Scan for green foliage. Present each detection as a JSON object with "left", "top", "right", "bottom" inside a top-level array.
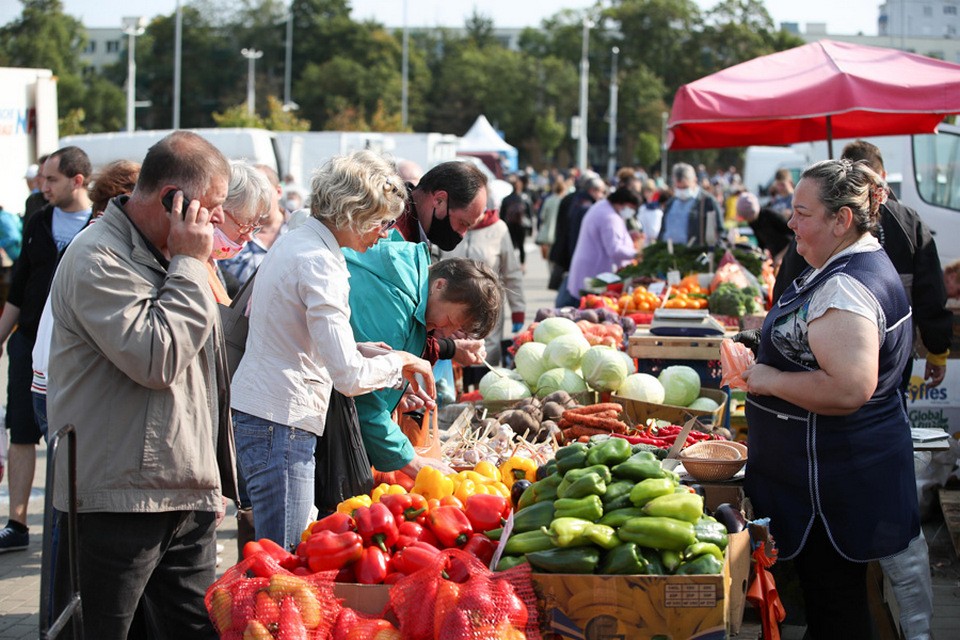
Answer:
[{"left": 212, "top": 103, "right": 265, "bottom": 128}]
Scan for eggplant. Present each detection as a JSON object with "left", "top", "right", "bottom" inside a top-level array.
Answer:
[
  {"left": 511, "top": 479, "right": 533, "bottom": 508},
  {"left": 714, "top": 502, "right": 747, "bottom": 534}
]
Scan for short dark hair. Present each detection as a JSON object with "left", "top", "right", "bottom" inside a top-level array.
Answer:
[
  {"left": 608, "top": 188, "right": 641, "bottom": 206},
  {"left": 428, "top": 258, "right": 503, "bottom": 339},
  {"left": 841, "top": 140, "right": 885, "bottom": 175},
  {"left": 136, "top": 131, "right": 230, "bottom": 200},
  {"left": 416, "top": 161, "right": 488, "bottom": 210},
  {"left": 49, "top": 146, "right": 92, "bottom": 186}
]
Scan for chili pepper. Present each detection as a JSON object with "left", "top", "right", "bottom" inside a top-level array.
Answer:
[
  {"left": 337, "top": 494, "right": 373, "bottom": 516},
  {"left": 511, "top": 500, "right": 556, "bottom": 533},
  {"left": 629, "top": 477, "right": 678, "bottom": 507},
  {"left": 554, "top": 494, "right": 604, "bottom": 522},
  {"left": 502, "top": 529, "right": 555, "bottom": 555},
  {"left": 597, "top": 507, "right": 646, "bottom": 527},
  {"left": 585, "top": 437, "right": 633, "bottom": 467},
  {"left": 412, "top": 466, "right": 454, "bottom": 501},
  {"left": 305, "top": 511, "right": 356, "bottom": 539},
  {"left": 462, "top": 532, "right": 498, "bottom": 565},
  {"left": 354, "top": 503, "right": 400, "bottom": 552},
  {"left": 428, "top": 505, "right": 473, "bottom": 547},
  {"left": 390, "top": 540, "right": 442, "bottom": 575},
  {"left": 555, "top": 447, "right": 588, "bottom": 474},
  {"left": 600, "top": 542, "right": 650, "bottom": 575},
  {"left": 694, "top": 516, "right": 729, "bottom": 550},
  {"left": 660, "top": 549, "right": 681, "bottom": 573},
  {"left": 499, "top": 455, "right": 537, "bottom": 488},
  {"left": 557, "top": 471, "right": 606, "bottom": 499},
  {"left": 526, "top": 546, "right": 601, "bottom": 573},
  {"left": 379, "top": 493, "right": 429, "bottom": 525},
  {"left": 541, "top": 517, "right": 592, "bottom": 547},
  {"left": 617, "top": 516, "right": 698, "bottom": 552},
  {"left": 304, "top": 530, "right": 363, "bottom": 572},
  {"left": 495, "top": 555, "right": 528, "bottom": 571},
  {"left": 563, "top": 464, "right": 613, "bottom": 484},
  {"left": 473, "top": 460, "right": 501, "bottom": 481},
  {"left": 371, "top": 483, "right": 407, "bottom": 503},
  {"left": 516, "top": 473, "right": 561, "bottom": 510},
  {"left": 355, "top": 545, "right": 390, "bottom": 584},
  {"left": 675, "top": 553, "right": 724, "bottom": 575},
  {"left": 584, "top": 523, "right": 620, "bottom": 550},
  {"left": 682, "top": 541, "right": 725, "bottom": 564},
  {"left": 395, "top": 520, "right": 439, "bottom": 549},
  {"left": 641, "top": 492, "right": 705, "bottom": 524},
  {"left": 611, "top": 451, "right": 670, "bottom": 481},
  {"left": 601, "top": 479, "right": 635, "bottom": 512},
  {"left": 464, "top": 494, "right": 510, "bottom": 532}
]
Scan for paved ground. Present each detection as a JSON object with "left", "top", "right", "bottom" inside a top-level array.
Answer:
[{"left": 1, "top": 239, "right": 958, "bottom": 638}]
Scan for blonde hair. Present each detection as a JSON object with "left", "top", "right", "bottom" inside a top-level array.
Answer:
[{"left": 310, "top": 151, "right": 407, "bottom": 231}]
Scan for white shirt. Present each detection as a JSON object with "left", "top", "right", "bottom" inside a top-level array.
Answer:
[{"left": 230, "top": 217, "right": 404, "bottom": 435}]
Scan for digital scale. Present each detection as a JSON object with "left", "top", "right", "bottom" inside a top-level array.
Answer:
[{"left": 649, "top": 308, "right": 727, "bottom": 337}]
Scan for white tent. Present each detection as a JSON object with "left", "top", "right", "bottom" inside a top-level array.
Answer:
[{"left": 459, "top": 114, "right": 517, "bottom": 154}]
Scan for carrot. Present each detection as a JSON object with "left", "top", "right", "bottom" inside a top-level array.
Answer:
[
  {"left": 562, "top": 412, "right": 629, "bottom": 434},
  {"left": 563, "top": 403, "right": 624, "bottom": 416},
  {"left": 562, "top": 425, "right": 610, "bottom": 440}
]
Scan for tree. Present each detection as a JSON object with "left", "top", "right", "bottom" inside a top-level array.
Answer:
[
  {"left": 212, "top": 103, "right": 265, "bottom": 128},
  {"left": 262, "top": 96, "right": 310, "bottom": 131}
]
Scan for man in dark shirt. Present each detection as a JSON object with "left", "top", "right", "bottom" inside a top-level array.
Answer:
[{"left": 736, "top": 191, "right": 793, "bottom": 268}]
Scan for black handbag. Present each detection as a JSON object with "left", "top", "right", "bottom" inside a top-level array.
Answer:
[
  {"left": 218, "top": 271, "right": 256, "bottom": 380},
  {"left": 314, "top": 389, "right": 374, "bottom": 516}
]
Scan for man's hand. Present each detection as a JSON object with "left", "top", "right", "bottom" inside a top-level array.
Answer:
[
  {"left": 397, "top": 385, "right": 436, "bottom": 413},
  {"left": 166, "top": 191, "right": 215, "bottom": 261},
  {"left": 400, "top": 454, "right": 454, "bottom": 479},
  {"left": 397, "top": 352, "right": 436, "bottom": 401},
  {"left": 925, "top": 362, "right": 946, "bottom": 388},
  {"left": 452, "top": 339, "right": 486, "bottom": 366}
]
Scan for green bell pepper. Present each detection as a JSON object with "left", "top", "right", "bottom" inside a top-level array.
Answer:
[
  {"left": 512, "top": 500, "right": 556, "bottom": 533},
  {"left": 526, "top": 546, "right": 601, "bottom": 574},
  {"left": 641, "top": 492, "right": 705, "bottom": 524},
  {"left": 683, "top": 542, "right": 725, "bottom": 564},
  {"left": 585, "top": 437, "right": 632, "bottom": 467},
  {"left": 503, "top": 529, "right": 555, "bottom": 555},
  {"left": 485, "top": 527, "right": 503, "bottom": 540},
  {"left": 612, "top": 452, "right": 670, "bottom": 481},
  {"left": 597, "top": 507, "right": 646, "bottom": 527},
  {"left": 516, "top": 473, "right": 561, "bottom": 510},
  {"left": 675, "top": 553, "right": 724, "bottom": 575},
  {"left": 660, "top": 549, "right": 681, "bottom": 573},
  {"left": 601, "top": 480, "right": 635, "bottom": 512},
  {"left": 584, "top": 524, "right": 620, "bottom": 550},
  {"left": 694, "top": 517, "right": 729, "bottom": 550},
  {"left": 536, "top": 459, "right": 558, "bottom": 479},
  {"left": 557, "top": 471, "right": 606, "bottom": 499},
  {"left": 563, "top": 464, "right": 613, "bottom": 484},
  {"left": 495, "top": 555, "right": 528, "bottom": 571},
  {"left": 631, "top": 443, "right": 668, "bottom": 459},
  {"left": 541, "top": 517, "right": 593, "bottom": 547},
  {"left": 617, "top": 516, "right": 697, "bottom": 552},
  {"left": 629, "top": 477, "right": 677, "bottom": 507},
  {"left": 640, "top": 547, "right": 666, "bottom": 575},
  {"left": 553, "top": 495, "right": 604, "bottom": 522},
  {"left": 600, "top": 542, "right": 649, "bottom": 575},
  {"left": 555, "top": 444, "right": 589, "bottom": 474}
]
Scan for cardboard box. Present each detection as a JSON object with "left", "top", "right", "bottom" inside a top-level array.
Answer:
[
  {"left": 614, "top": 388, "right": 728, "bottom": 428},
  {"left": 333, "top": 583, "right": 395, "bottom": 623},
  {"left": 905, "top": 360, "right": 960, "bottom": 435},
  {"left": 531, "top": 530, "right": 751, "bottom": 639}
]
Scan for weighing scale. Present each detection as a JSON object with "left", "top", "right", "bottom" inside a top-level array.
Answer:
[{"left": 649, "top": 308, "right": 726, "bottom": 337}]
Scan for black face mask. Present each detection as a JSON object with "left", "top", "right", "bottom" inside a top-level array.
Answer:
[{"left": 426, "top": 206, "right": 464, "bottom": 251}]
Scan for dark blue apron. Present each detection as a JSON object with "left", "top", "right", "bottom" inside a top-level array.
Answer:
[{"left": 744, "top": 248, "right": 919, "bottom": 561}]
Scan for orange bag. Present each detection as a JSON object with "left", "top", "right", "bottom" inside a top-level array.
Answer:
[{"left": 720, "top": 338, "right": 755, "bottom": 390}]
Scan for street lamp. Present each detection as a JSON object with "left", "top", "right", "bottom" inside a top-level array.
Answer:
[
  {"left": 607, "top": 46, "right": 619, "bottom": 182},
  {"left": 577, "top": 18, "right": 592, "bottom": 172},
  {"left": 401, "top": 0, "right": 409, "bottom": 129},
  {"left": 283, "top": 6, "right": 296, "bottom": 111},
  {"left": 173, "top": 1, "right": 182, "bottom": 128},
  {"left": 122, "top": 16, "right": 147, "bottom": 132},
  {"left": 241, "top": 48, "right": 263, "bottom": 118}
]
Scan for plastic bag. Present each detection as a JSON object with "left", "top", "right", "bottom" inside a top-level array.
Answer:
[
  {"left": 314, "top": 389, "right": 374, "bottom": 516},
  {"left": 720, "top": 338, "right": 755, "bottom": 390},
  {"left": 205, "top": 553, "right": 340, "bottom": 640}
]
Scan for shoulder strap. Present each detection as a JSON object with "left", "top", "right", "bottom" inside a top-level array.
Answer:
[{"left": 230, "top": 268, "right": 258, "bottom": 312}]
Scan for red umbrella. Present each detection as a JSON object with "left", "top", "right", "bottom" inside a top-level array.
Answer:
[{"left": 668, "top": 39, "right": 960, "bottom": 156}]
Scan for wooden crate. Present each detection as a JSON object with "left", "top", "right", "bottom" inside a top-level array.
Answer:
[
  {"left": 628, "top": 330, "right": 735, "bottom": 361},
  {"left": 939, "top": 489, "right": 960, "bottom": 557}
]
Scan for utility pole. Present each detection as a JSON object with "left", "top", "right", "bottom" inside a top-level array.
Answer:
[
  {"left": 607, "top": 47, "right": 619, "bottom": 182},
  {"left": 241, "top": 48, "right": 263, "bottom": 118},
  {"left": 577, "top": 18, "right": 592, "bottom": 172}
]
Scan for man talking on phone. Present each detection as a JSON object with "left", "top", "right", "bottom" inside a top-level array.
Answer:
[{"left": 46, "top": 131, "right": 236, "bottom": 639}]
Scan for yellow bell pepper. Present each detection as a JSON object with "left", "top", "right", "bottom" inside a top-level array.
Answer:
[
  {"left": 371, "top": 483, "right": 407, "bottom": 503},
  {"left": 454, "top": 478, "right": 478, "bottom": 503},
  {"left": 499, "top": 456, "right": 537, "bottom": 488},
  {"left": 490, "top": 481, "right": 512, "bottom": 499},
  {"left": 473, "top": 460, "right": 501, "bottom": 481},
  {"left": 336, "top": 494, "right": 372, "bottom": 516},
  {"left": 461, "top": 470, "right": 493, "bottom": 485},
  {"left": 412, "top": 466, "right": 454, "bottom": 501}
]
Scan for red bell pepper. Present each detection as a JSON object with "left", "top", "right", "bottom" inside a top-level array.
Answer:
[
  {"left": 462, "top": 533, "right": 498, "bottom": 566},
  {"left": 355, "top": 503, "right": 400, "bottom": 552},
  {"left": 395, "top": 520, "right": 439, "bottom": 549},
  {"left": 433, "top": 579, "right": 464, "bottom": 638},
  {"left": 334, "top": 564, "right": 356, "bottom": 583},
  {"left": 304, "top": 530, "right": 363, "bottom": 572},
  {"left": 308, "top": 511, "right": 355, "bottom": 535},
  {"left": 355, "top": 545, "right": 390, "bottom": 584},
  {"left": 427, "top": 505, "right": 473, "bottom": 548},
  {"left": 391, "top": 541, "right": 442, "bottom": 575},
  {"left": 379, "top": 493, "right": 428, "bottom": 525},
  {"left": 493, "top": 578, "right": 529, "bottom": 630},
  {"left": 463, "top": 494, "right": 510, "bottom": 532}
]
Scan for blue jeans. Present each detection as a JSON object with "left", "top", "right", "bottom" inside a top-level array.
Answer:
[
  {"left": 232, "top": 410, "right": 316, "bottom": 550},
  {"left": 32, "top": 391, "right": 48, "bottom": 440}
]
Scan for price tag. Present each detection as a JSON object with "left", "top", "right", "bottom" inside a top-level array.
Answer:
[
  {"left": 489, "top": 510, "right": 515, "bottom": 571},
  {"left": 667, "top": 270, "right": 681, "bottom": 285}
]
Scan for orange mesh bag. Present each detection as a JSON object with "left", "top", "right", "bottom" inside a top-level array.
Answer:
[
  {"left": 205, "top": 552, "right": 341, "bottom": 639},
  {"left": 388, "top": 548, "right": 540, "bottom": 640},
  {"left": 720, "top": 338, "right": 755, "bottom": 390},
  {"left": 332, "top": 607, "right": 402, "bottom": 640}
]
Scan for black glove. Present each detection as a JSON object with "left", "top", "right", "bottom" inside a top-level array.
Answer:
[{"left": 732, "top": 329, "right": 761, "bottom": 357}]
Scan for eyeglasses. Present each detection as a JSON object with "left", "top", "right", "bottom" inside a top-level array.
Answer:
[
  {"left": 225, "top": 209, "right": 262, "bottom": 235},
  {"left": 372, "top": 217, "right": 398, "bottom": 234}
]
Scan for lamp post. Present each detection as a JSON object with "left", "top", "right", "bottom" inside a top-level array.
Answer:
[
  {"left": 122, "top": 16, "right": 147, "bottom": 132},
  {"left": 241, "top": 48, "right": 263, "bottom": 118},
  {"left": 577, "top": 18, "right": 592, "bottom": 172},
  {"left": 660, "top": 111, "right": 669, "bottom": 183},
  {"left": 607, "top": 46, "right": 619, "bottom": 182},
  {"left": 283, "top": 6, "right": 295, "bottom": 110},
  {"left": 173, "top": 1, "right": 182, "bottom": 128},
  {"left": 401, "top": 0, "right": 409, "bottom": 129}
]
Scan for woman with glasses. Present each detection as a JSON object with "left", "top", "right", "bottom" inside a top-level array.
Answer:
[{"left": 230, "top": 151, "right": 437, "bottom": 550}]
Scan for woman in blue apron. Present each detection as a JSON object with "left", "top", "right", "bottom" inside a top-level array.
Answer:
[{"left": 742, "top": 159, "right": 919, "bottom": 638}]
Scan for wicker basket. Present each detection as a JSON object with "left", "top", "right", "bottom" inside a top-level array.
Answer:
[{"left": 679, "top": 440, "right": 747, "bottom": 482}]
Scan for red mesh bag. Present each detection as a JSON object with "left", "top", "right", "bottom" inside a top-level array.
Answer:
[
  {"left": 720, "top": 338, "right": 754, "bottom": 390},
  {"left": 331, "top": 607, "right": 402, "bottom": 640},
  {"left": 205, "top": 552, "right": 341, "bottom": 639},
  {"left": 388, "top": 548, "right": 540, "bottom": 640}
]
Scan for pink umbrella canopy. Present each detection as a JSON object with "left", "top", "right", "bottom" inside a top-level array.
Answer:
[{"left": 668, "top": 39, "right": 960, "bottom": 152}]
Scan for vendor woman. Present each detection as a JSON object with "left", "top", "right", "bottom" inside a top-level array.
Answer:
[{"left": 742, "top": 158, "right": 919, "bottom": 638}]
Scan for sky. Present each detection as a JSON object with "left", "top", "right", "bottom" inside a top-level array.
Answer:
[{"left": 0, "top": 0, "right": 881, "bottom": 35}]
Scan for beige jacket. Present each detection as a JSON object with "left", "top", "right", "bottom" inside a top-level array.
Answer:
[{"left": 48, "top": 199, "right": 232, "bottom": 513}]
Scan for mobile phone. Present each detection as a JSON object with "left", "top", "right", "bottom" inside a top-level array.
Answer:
[{"left": 161, "top": 189, "right": 184, "bottom": 218}]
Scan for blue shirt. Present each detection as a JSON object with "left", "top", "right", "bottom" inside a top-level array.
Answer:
[
  {"left": 661, "top": 197, "right": 696, "bottom": 244},
  {"left": 52, "top": 207, "right": 92, "bottom": 251},
  {"left": 0, "top": 210, "right": 23, "bottom": 261}
]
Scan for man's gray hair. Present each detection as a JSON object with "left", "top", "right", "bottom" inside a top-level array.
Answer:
[{"left": 672, "top": 162, "right": 696, "bottom": 185}]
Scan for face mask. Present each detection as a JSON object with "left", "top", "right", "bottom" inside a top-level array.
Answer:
[
  {"left": 675, "top": 188, "right": 694, "bottom": 201},
  {"left": 620, "top": 206, "right": 637, "bottom": 220},
  {"left": 427, "top": 207, "right": 464, "bottom": 251},
  {"left": 210, "top": 227, "right": 244, "bottom": 260}
]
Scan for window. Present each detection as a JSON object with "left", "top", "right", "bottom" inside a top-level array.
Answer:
[
  {"left": 106, "top": 40, "right": 120, "bottom": 53},
  {"left": 912, "top": 130, "right": 960, "bottom": 213},
  {"left": 945, "top": 5, "right": 958, "bottom": 15},
  {"left": 84, "top": 41, "right": 96, "bottom": 54}
]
